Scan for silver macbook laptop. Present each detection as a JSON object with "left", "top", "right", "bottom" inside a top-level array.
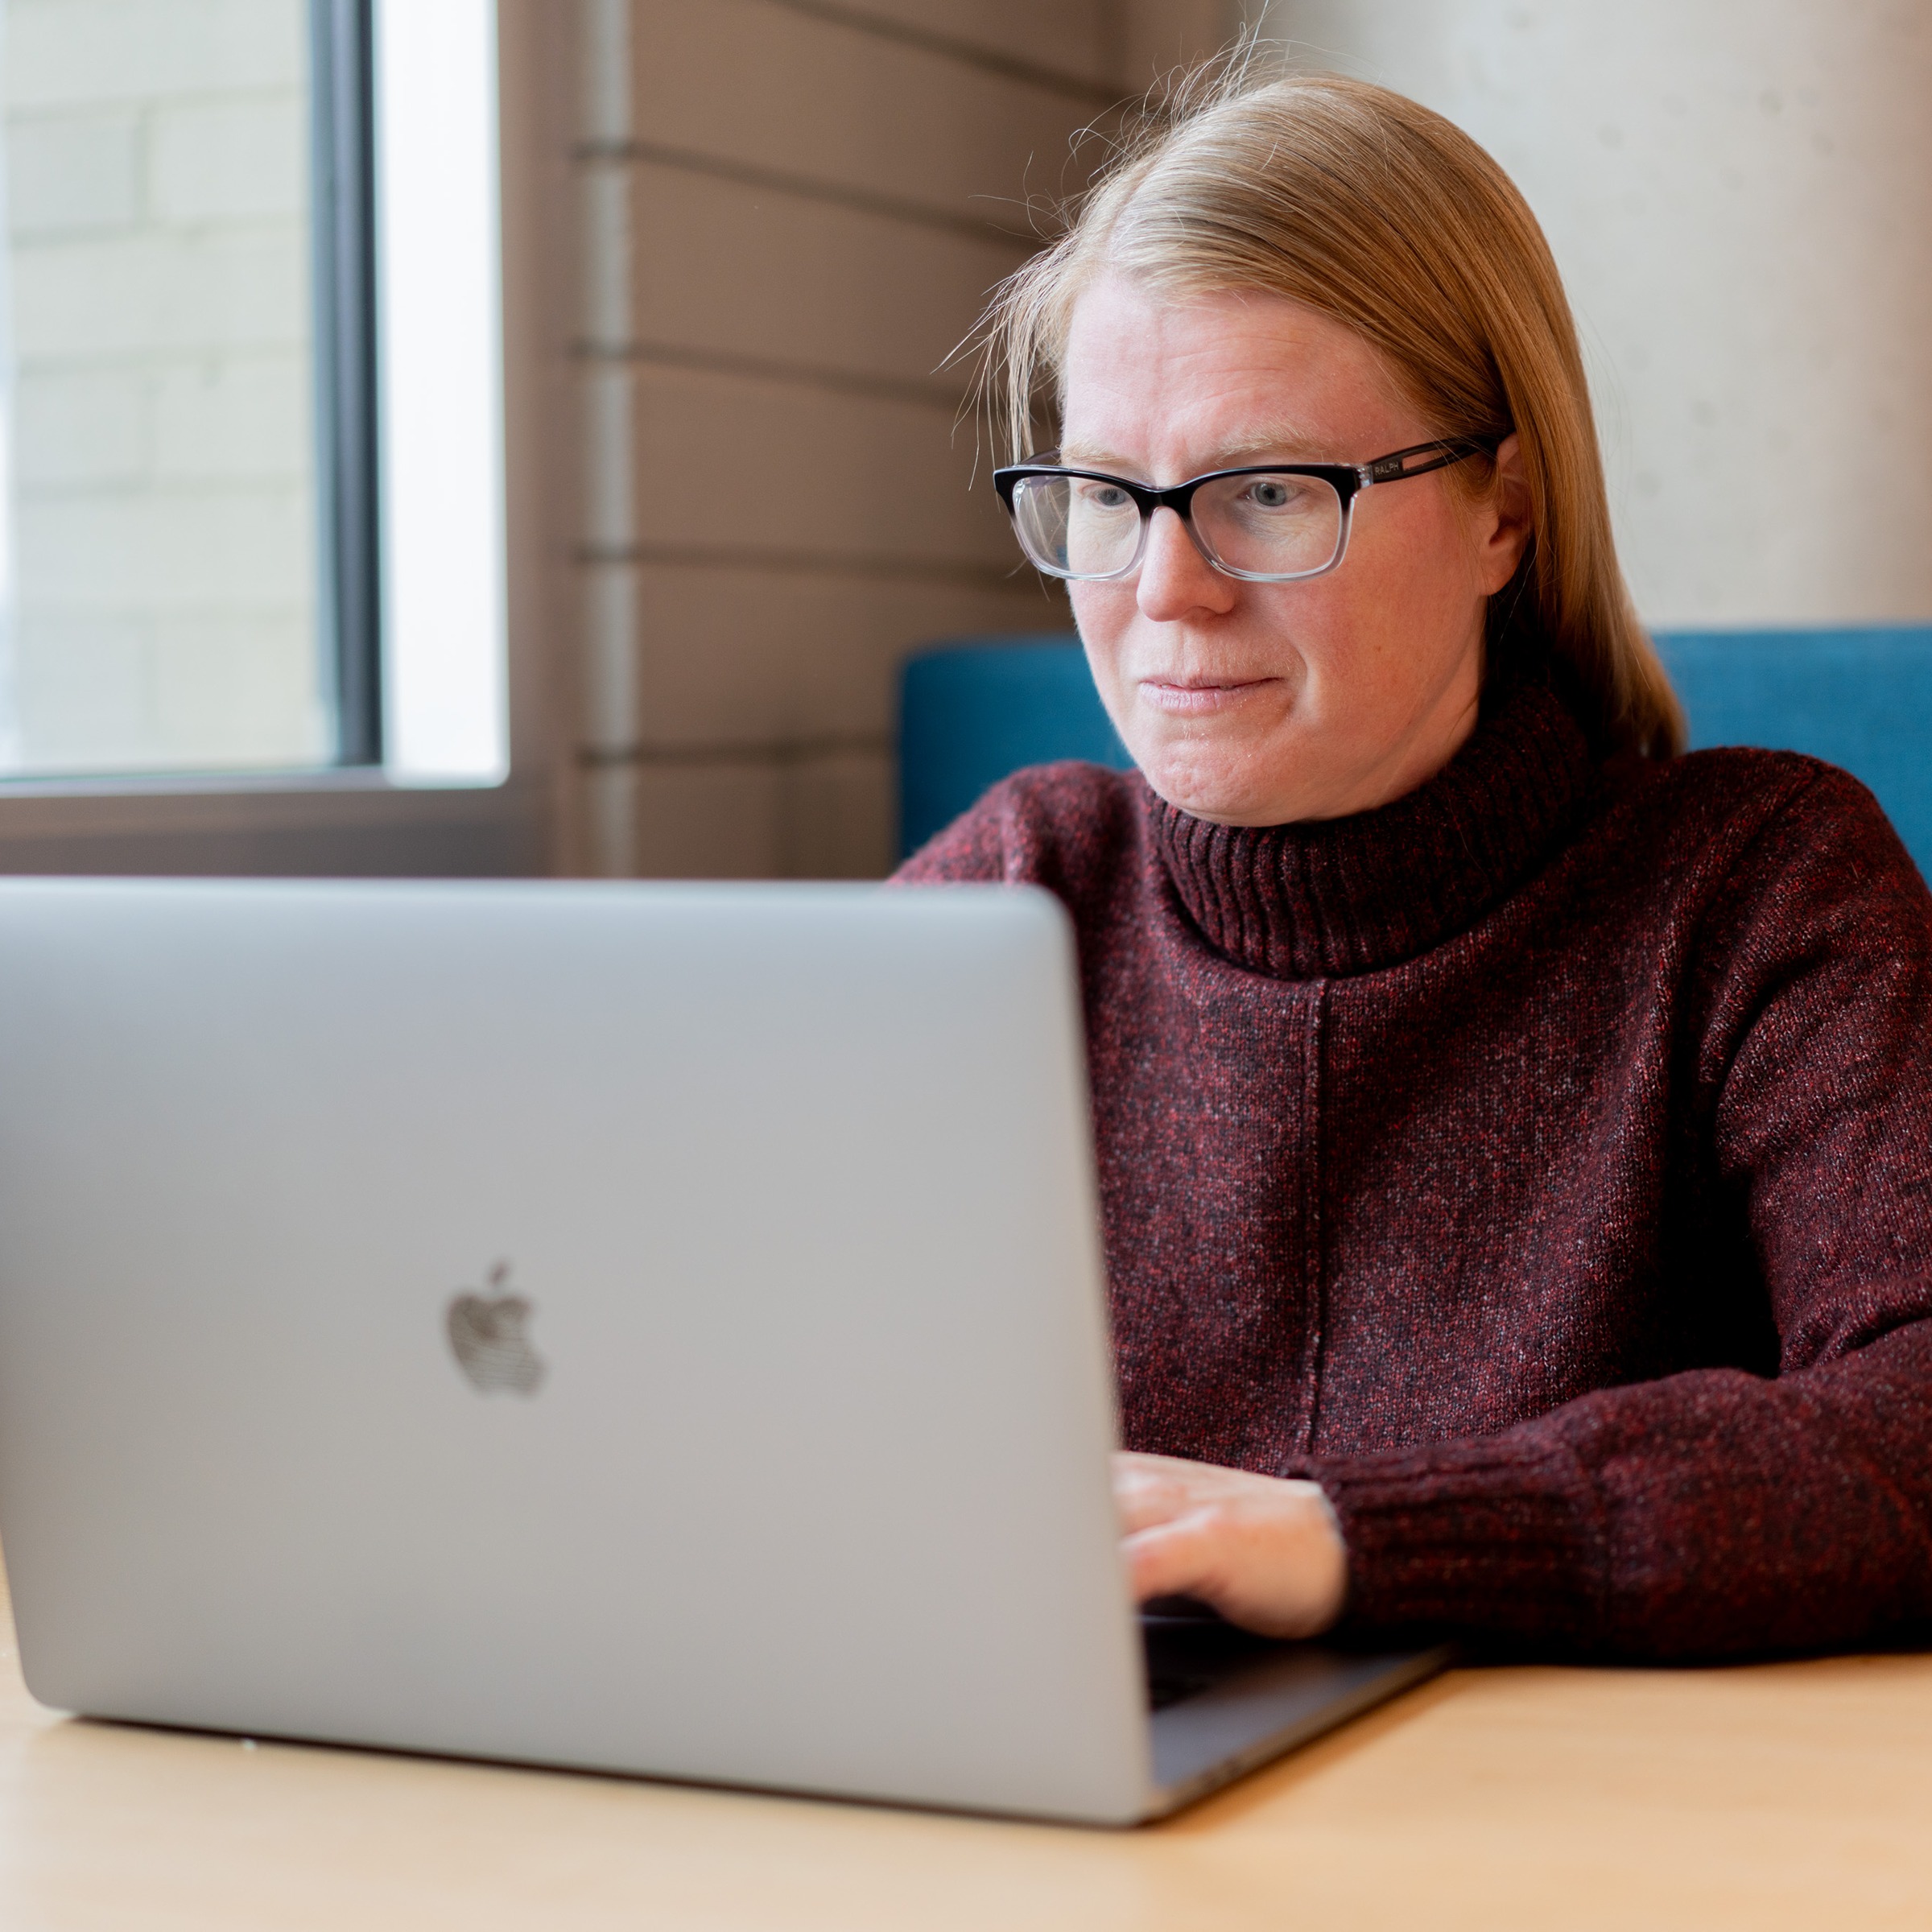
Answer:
[{"left": 0, "top": 878, "right": 1447, "bottom": 1826}]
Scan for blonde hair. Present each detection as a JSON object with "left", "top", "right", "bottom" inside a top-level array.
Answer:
[{"left": 981, "top": 65, "right": 1684, "bottom": 758}]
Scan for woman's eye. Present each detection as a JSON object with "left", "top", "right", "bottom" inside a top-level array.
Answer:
[
  {"left": 1078, "top": 483, "right": 1133, "bottom": 512},
  {"left": 1247, "top": 479, "right": 1299, "bottom": 510}
]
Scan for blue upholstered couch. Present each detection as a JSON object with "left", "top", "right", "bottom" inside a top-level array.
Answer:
[{"left": 898, "top": 629, "right": 1932, "bottom": 881}]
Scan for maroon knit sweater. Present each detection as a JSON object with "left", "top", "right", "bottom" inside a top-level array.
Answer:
[{"left": 894, "top": 678, "right": 1932, "bottom": 1659}]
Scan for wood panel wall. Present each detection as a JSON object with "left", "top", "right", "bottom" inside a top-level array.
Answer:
[{"left": 555, "top": 0, "right": 1236, "bottom": 878}]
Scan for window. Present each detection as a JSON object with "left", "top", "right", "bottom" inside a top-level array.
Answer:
[
  {"left": 0, "top": 0, "right": 506, "bottom": 787},
  {"left": 371, "top": 0, "right": 506, "bottom": 785}
]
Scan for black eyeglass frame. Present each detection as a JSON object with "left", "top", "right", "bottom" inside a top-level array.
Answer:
[{"left": 992, "top": 437, "right": 1494, "bottom": 584}]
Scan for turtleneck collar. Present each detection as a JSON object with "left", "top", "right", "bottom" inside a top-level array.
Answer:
[{"left": 1147, "top": 678, "right": 1595, "bottom": 979}]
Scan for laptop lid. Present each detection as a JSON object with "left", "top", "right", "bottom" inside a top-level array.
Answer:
[{"left": 0, "top": 879, "right": 1154, "bottom": 1823}]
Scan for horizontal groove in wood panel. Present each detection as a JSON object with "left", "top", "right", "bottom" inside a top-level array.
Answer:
[
  {"left": 605, "top": 562, "right": 1065, "bottom": 745},
  {"left": 812, "top": 0, "right": 1121, "bottom": 89},
  {"left": 574, "top": 138, "right": 1048, "bottom": 249},
  {"left": 620, "top": 755, "right": 896, "bottom": 882},
  {"left": 630, "top": 0, "right": 1107, "bottom": 239},
  {"left": 625, "top": 364, "right": 1011, "bottom": 567},
  {"left": 579, "top": 733, "right": 890, "bottom": 770},
  {"left": 575, "top": 340, "right": 966, "bottom": 413},
  {"left": 758, "top": 0, "right": 1121, "bottom": 105},
  {"left": 577, "top": 541, "right": 1026, "bottom": 590},
  {"left": 601, "top": 165, "right": 1023, "bottom": 398}
]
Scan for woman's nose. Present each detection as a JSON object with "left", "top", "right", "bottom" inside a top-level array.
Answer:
[{"left": 1136, "top": 506, "right": 1236, "bottom": 622}]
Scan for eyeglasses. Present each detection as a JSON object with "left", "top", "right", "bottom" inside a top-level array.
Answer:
[{"left": 993, "top": 439, "right": 1491, "bottom": 584}]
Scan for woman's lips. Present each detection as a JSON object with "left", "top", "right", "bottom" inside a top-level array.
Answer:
[{"left": 1137, "top": 677, "right": 1275, "bottom": 716}]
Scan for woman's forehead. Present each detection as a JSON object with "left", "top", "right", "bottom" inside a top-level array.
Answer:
[{"left": 1060, "top": 275, "right": 1416, "bottom": 464}]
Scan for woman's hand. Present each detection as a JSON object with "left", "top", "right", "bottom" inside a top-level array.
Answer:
[{"left": 1113, "top": 1451, "right": 1349, "bottom": 1639}]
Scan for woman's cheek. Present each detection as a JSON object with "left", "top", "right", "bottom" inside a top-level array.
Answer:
[
  {"left": 1069, "top": 582, "right": 1127, "bottom": 652},
  {"left": 1071, "top": 592, "right": 1137, "bottom": 718}
]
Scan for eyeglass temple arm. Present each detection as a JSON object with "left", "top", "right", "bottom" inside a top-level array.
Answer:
[{"left": 1363, "top": 438, "right": 1495, "bottom": 485}]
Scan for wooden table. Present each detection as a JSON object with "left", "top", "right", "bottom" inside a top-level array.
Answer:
[{"left": 2, "top": 1564, "right": 1929, "bottom": 1932}]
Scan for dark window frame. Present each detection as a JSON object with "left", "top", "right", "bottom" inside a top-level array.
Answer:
[{"left": 310, "top": 0, "right": 384, "bottom": 768}]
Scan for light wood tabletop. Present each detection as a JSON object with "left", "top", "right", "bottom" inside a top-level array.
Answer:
[{"left": 1, "top": 1558, "right": 1929, "bottom": 1932}]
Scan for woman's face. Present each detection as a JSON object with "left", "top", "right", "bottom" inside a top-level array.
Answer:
[{"left": 1059, "top": 276, "right": 1530, "bottom": 825}]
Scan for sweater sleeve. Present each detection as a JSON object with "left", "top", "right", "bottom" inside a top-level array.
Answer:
[{"left": 1306, "top": 766, "right": 1932, "bottom": 1658}]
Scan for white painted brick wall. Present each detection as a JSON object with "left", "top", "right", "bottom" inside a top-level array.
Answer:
[
  {"left": 6, "top": 109, "right": 138, "bottom": 230},
  {"left": 2, "top": 0, "right": 325, "bottom": 772},
  {"left": 5, "top": 0, "right": 301, "bottom": 109},
  {"left": 151, "top": 97, "right": 306, "bottom": 223}
]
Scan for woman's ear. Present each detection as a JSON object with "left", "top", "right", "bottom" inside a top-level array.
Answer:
[{"left": 1475, "top": 433, "right": 1532, "bottom": 596}]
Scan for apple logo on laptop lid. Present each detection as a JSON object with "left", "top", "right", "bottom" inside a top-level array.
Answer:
[{"left": 446, "top": 1262, "right": 546, "bottom": 1395}]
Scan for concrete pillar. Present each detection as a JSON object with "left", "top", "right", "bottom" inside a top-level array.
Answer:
[{"left": 1255, "top": 2, "right": 1932, "bottom": 627}]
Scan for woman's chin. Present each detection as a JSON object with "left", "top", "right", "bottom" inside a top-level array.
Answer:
[{"left": 1134, "top": 752, "right": 1290, "bottom": 828}]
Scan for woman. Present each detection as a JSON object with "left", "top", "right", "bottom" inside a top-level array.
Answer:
[{"left": 897, "top": 71, "right": 1932, "bottom": 1657}]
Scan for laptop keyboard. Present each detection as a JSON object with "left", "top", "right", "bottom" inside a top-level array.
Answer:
[
  {"left": 1146, "top": 1669, "right": 1220, "bottom": 1711},
  {"left": 1141, "top": 1612, "right": 1280, "bottom": 1711}
]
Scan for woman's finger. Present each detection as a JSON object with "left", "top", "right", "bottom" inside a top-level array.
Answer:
[
  {"left": 1114, "top": 1450, "right": 1222, "bottom": 1487},
  {"left": 1122, "top": 1513, "right": 1223, "bottom": 1604},
  {"left": 1114, "top": 1461, "right": 1352, "bottom": 1637},
  {"left": 1111, "top": 1460, "right": 1202, "bottom": 1534}
]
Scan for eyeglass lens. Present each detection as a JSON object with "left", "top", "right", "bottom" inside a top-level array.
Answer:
[{"left": 1009, "top": 472, "right": 1347, "bottom": 581}]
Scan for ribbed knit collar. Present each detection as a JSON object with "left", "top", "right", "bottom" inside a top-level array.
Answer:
[{"left": 1149, "top": 678, "right": 1595, "bottom": 979}]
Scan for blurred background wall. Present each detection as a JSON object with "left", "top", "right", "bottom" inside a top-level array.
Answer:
[{"left": 553, "top": 0, "right": 1235, "bottom": 881}]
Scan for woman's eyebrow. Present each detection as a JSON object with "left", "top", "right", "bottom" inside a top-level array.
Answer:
[
  {"left": 1206, "top": 424, "right": 1330, "bottom": 463},
  {"left": 1055, "top": 426, "right": 1332, "bottom": 472}
]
